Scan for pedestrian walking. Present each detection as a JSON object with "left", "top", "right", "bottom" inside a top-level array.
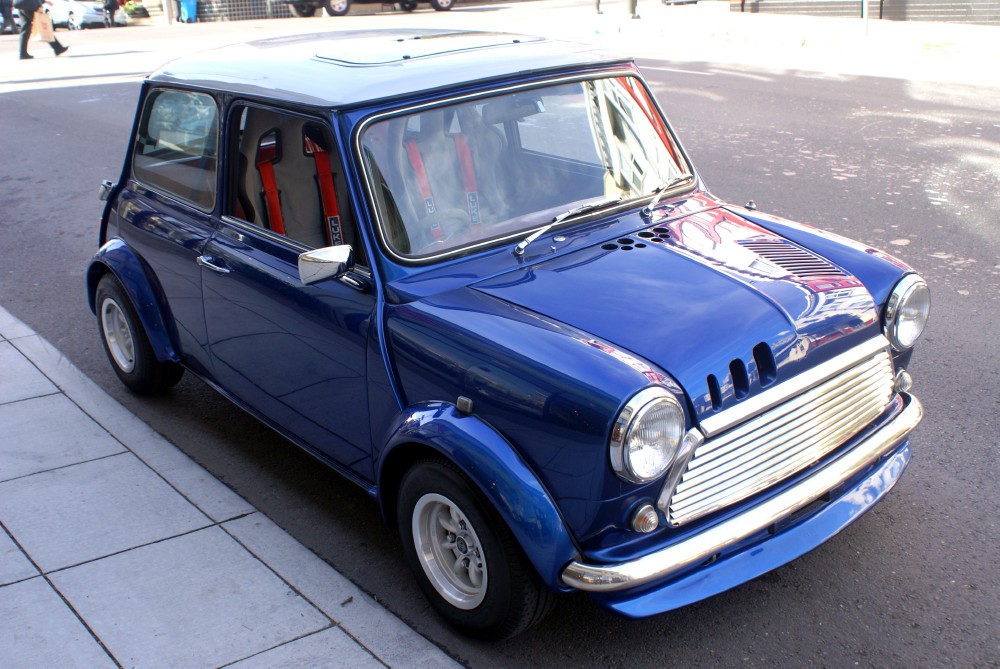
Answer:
[
  {"left": 13, "top": 0, "right": 68, "bottom": 60},
  {"left": 1, "top": 0, "right": 15, "bottom": 34},
  {"left": 103, "top": 0, "right": 117, "bottom": 26}
]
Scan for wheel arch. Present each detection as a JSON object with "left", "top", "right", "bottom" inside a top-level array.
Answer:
[
  {"left": 377, "top": 402, "right": 580, "bottom": 590},
  {"left": 87, "top": 239, "right": 179, "bottom": 364}
]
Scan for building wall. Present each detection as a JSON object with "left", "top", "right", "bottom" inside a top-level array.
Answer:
[{"left": 733, "top": 0, "right": 1000, "bottom": 25}]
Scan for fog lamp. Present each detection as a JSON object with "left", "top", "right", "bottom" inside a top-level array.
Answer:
[
  {"left": 631, "top": 504, "right": 660, "bottom": 533},
  {"left": 895, "top": 368, "right": 913, "bottom": 393}
]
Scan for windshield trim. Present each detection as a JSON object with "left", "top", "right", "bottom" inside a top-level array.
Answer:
[{"left": 353, "top": 69, "right": 696, "bottom": 267}]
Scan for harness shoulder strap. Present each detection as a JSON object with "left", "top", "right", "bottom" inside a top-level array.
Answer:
[
  {"left": 255, "top": 130, "right": 285, "bottom": 235},
  {"left": 304, "top": 129, "right": 343, "bottom": 246},
  {"left": 452, "top": 133, "right": 481, "bottom": 226}
]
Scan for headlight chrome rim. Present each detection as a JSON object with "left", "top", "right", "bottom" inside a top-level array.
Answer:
[
  {"left": 610, "top": 387, "right": 685, "bottom": 484},
  {"left": 884, "top": 274, "right": 930, "bottom": 351}
]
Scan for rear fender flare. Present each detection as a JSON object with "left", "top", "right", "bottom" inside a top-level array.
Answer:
[
  {"left": 86, "top": 239, "right": 179, "bottom": 364},
  {"left": 377, "top": 402, "right": 579, "bottom": 590}
]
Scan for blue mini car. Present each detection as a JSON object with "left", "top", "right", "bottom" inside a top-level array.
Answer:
[{"left": 88, "top": 29, "right": 928, "bottom": 640}]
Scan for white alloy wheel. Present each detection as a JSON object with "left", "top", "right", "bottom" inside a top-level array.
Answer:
[
  {"left": 100, "top": 296, "right": 136, "bottom": 373},
  {"left": 412, "top": 492, "right": 488, "bottom": 609}
]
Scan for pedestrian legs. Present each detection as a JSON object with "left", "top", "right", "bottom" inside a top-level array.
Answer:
[
  {"left": 18, "top": 9, "right": 68, "bottom": 60},
  {"left": 1, "top": 0, "right": 15, "bottom": 33},
  {"left": 18, "top": 9, "right": 32, "bottom": 59}
]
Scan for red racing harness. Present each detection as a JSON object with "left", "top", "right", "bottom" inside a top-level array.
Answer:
[
  {"left": 304, "top": 128, "right": 344, "bottom": 246},
  {"left": 404, "top": 133, "right": 481, "bottom": 240},
  {"left": 255, "top": 130, "right": 286, "bottom": 235}
]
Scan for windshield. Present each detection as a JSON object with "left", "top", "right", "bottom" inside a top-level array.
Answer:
[{"left": 360, "top": 75, "right": 690, "bottom": 261}]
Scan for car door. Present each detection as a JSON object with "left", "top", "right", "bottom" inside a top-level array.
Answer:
[{"left": 199, "top": 104, "right": 376, "bottom": 479}]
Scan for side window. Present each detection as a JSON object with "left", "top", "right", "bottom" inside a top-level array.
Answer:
[
  {"left": 132, "top": 89, "right": 219, "bottom": 210},
  {"left": 227, "top": 105, "right": 363, "bottom": 263}
]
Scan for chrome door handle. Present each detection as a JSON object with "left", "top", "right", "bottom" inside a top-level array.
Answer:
[{"left": 196, "top": 255, "right": 231, "bottom": 274}]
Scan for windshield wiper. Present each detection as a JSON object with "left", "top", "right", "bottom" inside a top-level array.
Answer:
[
  {"left": 513, "top": 197, "right": 623, "bottom": 257},
  {"left": 642, "top": 173, "right": 695, "bottom": 220}
]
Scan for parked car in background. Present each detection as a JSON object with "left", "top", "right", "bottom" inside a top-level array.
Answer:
[
  {"left": 48, "top": 0, "right": 126, "bottom": 28},
  {"left": 280, "top": 0, "right": 451, "bottom": 17},
  {"left": 89, "top": 29, "right": 928, "bottom": 641}
]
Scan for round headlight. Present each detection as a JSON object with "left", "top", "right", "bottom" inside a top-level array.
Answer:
[
  {"left": 610, "top": 388, "right": 685, "bottom": 484},
  {"left": 884, "top": 274, "right": 930, "bottom": 351}
]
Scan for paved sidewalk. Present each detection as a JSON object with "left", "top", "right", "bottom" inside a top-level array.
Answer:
[{"left": 0, "top": 306, "right": 459, "bottom": 669}]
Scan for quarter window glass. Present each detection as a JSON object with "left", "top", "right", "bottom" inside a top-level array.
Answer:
[{"left": 133, "top": 89, "right": 219, "bottom": 210}]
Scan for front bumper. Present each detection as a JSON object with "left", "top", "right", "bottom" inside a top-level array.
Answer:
[{"left": 561, "top": 392, "right": 922, "bottom": 615}]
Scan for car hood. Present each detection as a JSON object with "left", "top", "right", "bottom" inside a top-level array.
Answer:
[{"left": 472, "top": 208, "right": 879, "bottom": 419}]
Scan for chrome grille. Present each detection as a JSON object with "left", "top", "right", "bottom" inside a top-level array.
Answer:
[{"left": 664, "top": 347, "right": 895, "bottom": 526}]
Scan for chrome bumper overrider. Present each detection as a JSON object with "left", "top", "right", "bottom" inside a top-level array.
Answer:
[{"left": 561, "top": 393, "right": 923, "bottom": 592}]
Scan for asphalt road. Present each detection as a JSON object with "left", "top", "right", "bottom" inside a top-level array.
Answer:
[{"left": 1, "top": 12, "right": 998, "bottom": 668}]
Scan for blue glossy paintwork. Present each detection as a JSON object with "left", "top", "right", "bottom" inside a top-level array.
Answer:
[
  {"left": 378, "top": 402, "right": 579, "bottom": 587},
  {"left": 201, "top": 225, "right": 377, "bottom": 475},
  {"left": 384, "top": 284, "right": 680, "bottom": 544},
  {"left": 730, "top": 206, "right": 915, "bottom": 309},
  {"left": 87, "top": 238, "right": 180, "bottom": 364},
  {"left": 597, "top": 441, "right": 910, "bottom": 617},
  {"left": 474, "top": 204, "right": 879, "bottom": 421},
  {"left": 113, "top": 181, "right": 218, "bottom": 376}
]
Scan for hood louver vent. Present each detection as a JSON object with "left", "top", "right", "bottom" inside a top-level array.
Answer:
[{"left": 738, "top": 238, "right": 844, "bottom": 279}]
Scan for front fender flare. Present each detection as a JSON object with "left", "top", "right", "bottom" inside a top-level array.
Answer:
[
  {"left": 378, "top": 402, "right": 580, "bottom": 590},
  {"left": 86, "top": 238, "right": 179, "bottom": 364}
]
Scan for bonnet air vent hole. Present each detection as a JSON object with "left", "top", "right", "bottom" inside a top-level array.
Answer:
[
  {"left": 753, "top": 343, "right": 777, "bottom": 387},
  {"left": 652, "top": 227, "right": 670, "bottom": 236},
  {"left": 730, "top": 359, "right": 750, "bottom": 400},
  {"left": 602, "top": 243, "right": 618, "bottom": 251},
  {"left": 635, "top": 243, "right": 646, "bottom": 249},
  {"left": 638, "top": 231, "right": 655, "bottom": 238},
  {"left": 618, "top": 238, "right": 635, "bottom": 245},
  {"left": 707, "top": 374, "right": 722, "bottom": 410},
  {"left": 650, "top": 237, "right": 665, "bottom": 243}
]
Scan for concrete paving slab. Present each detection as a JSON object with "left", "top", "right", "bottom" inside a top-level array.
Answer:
[
  {"left": 11, "top": 333, "right": 257, "bottom": 523},
  {"left": 50, "top": 526, "right": 331, "bottom": 669},
  {"left": 0, "top": 453, "right": 212, "bottom": 572},
  {"left": 224, "top": 513, "right": 462, "bottom": 669},
  {"left": 0, "top": 305, "right": 34, "bottom": 340},
  {"left": 0, "top": 577, "right": 117, "bottom": 669},
  {"left": 0, "top": 340, "right": 57, "bottom": 405},
  {"left": 228, "top": 627, "right": 385, "bottom": 669},
  {"left": 0, "top": 528, "right": 37, "bottom": 586},
  {"left": 0, "top": 393, "right": 126, "bottom": 483}
]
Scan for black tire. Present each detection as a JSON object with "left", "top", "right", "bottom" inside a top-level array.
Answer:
[
  {"left": 399, "top": 0, "right": 417, "bottom": 10},
  {"left": 95, "top": 274, "right": 184, "bottom": 395},
  {"left": 397, "top": 459, "right": 555, "bottom": 640},
  {"left": 429, "top": 0, "right": 452, "bottom": 10},
  {"left": 288, "top": 2, "right": 318, "bottom": 16},
  {"left": 322, "top": 0, "right": 349, "bottom": 15}
]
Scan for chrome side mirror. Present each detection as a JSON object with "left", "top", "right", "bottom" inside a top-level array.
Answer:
[
  {"left": 99, "top": 180, "right": 114, "bottom": 201},
  {"left": 298, "top": 245, "right": 354, "bottom": 285}
]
